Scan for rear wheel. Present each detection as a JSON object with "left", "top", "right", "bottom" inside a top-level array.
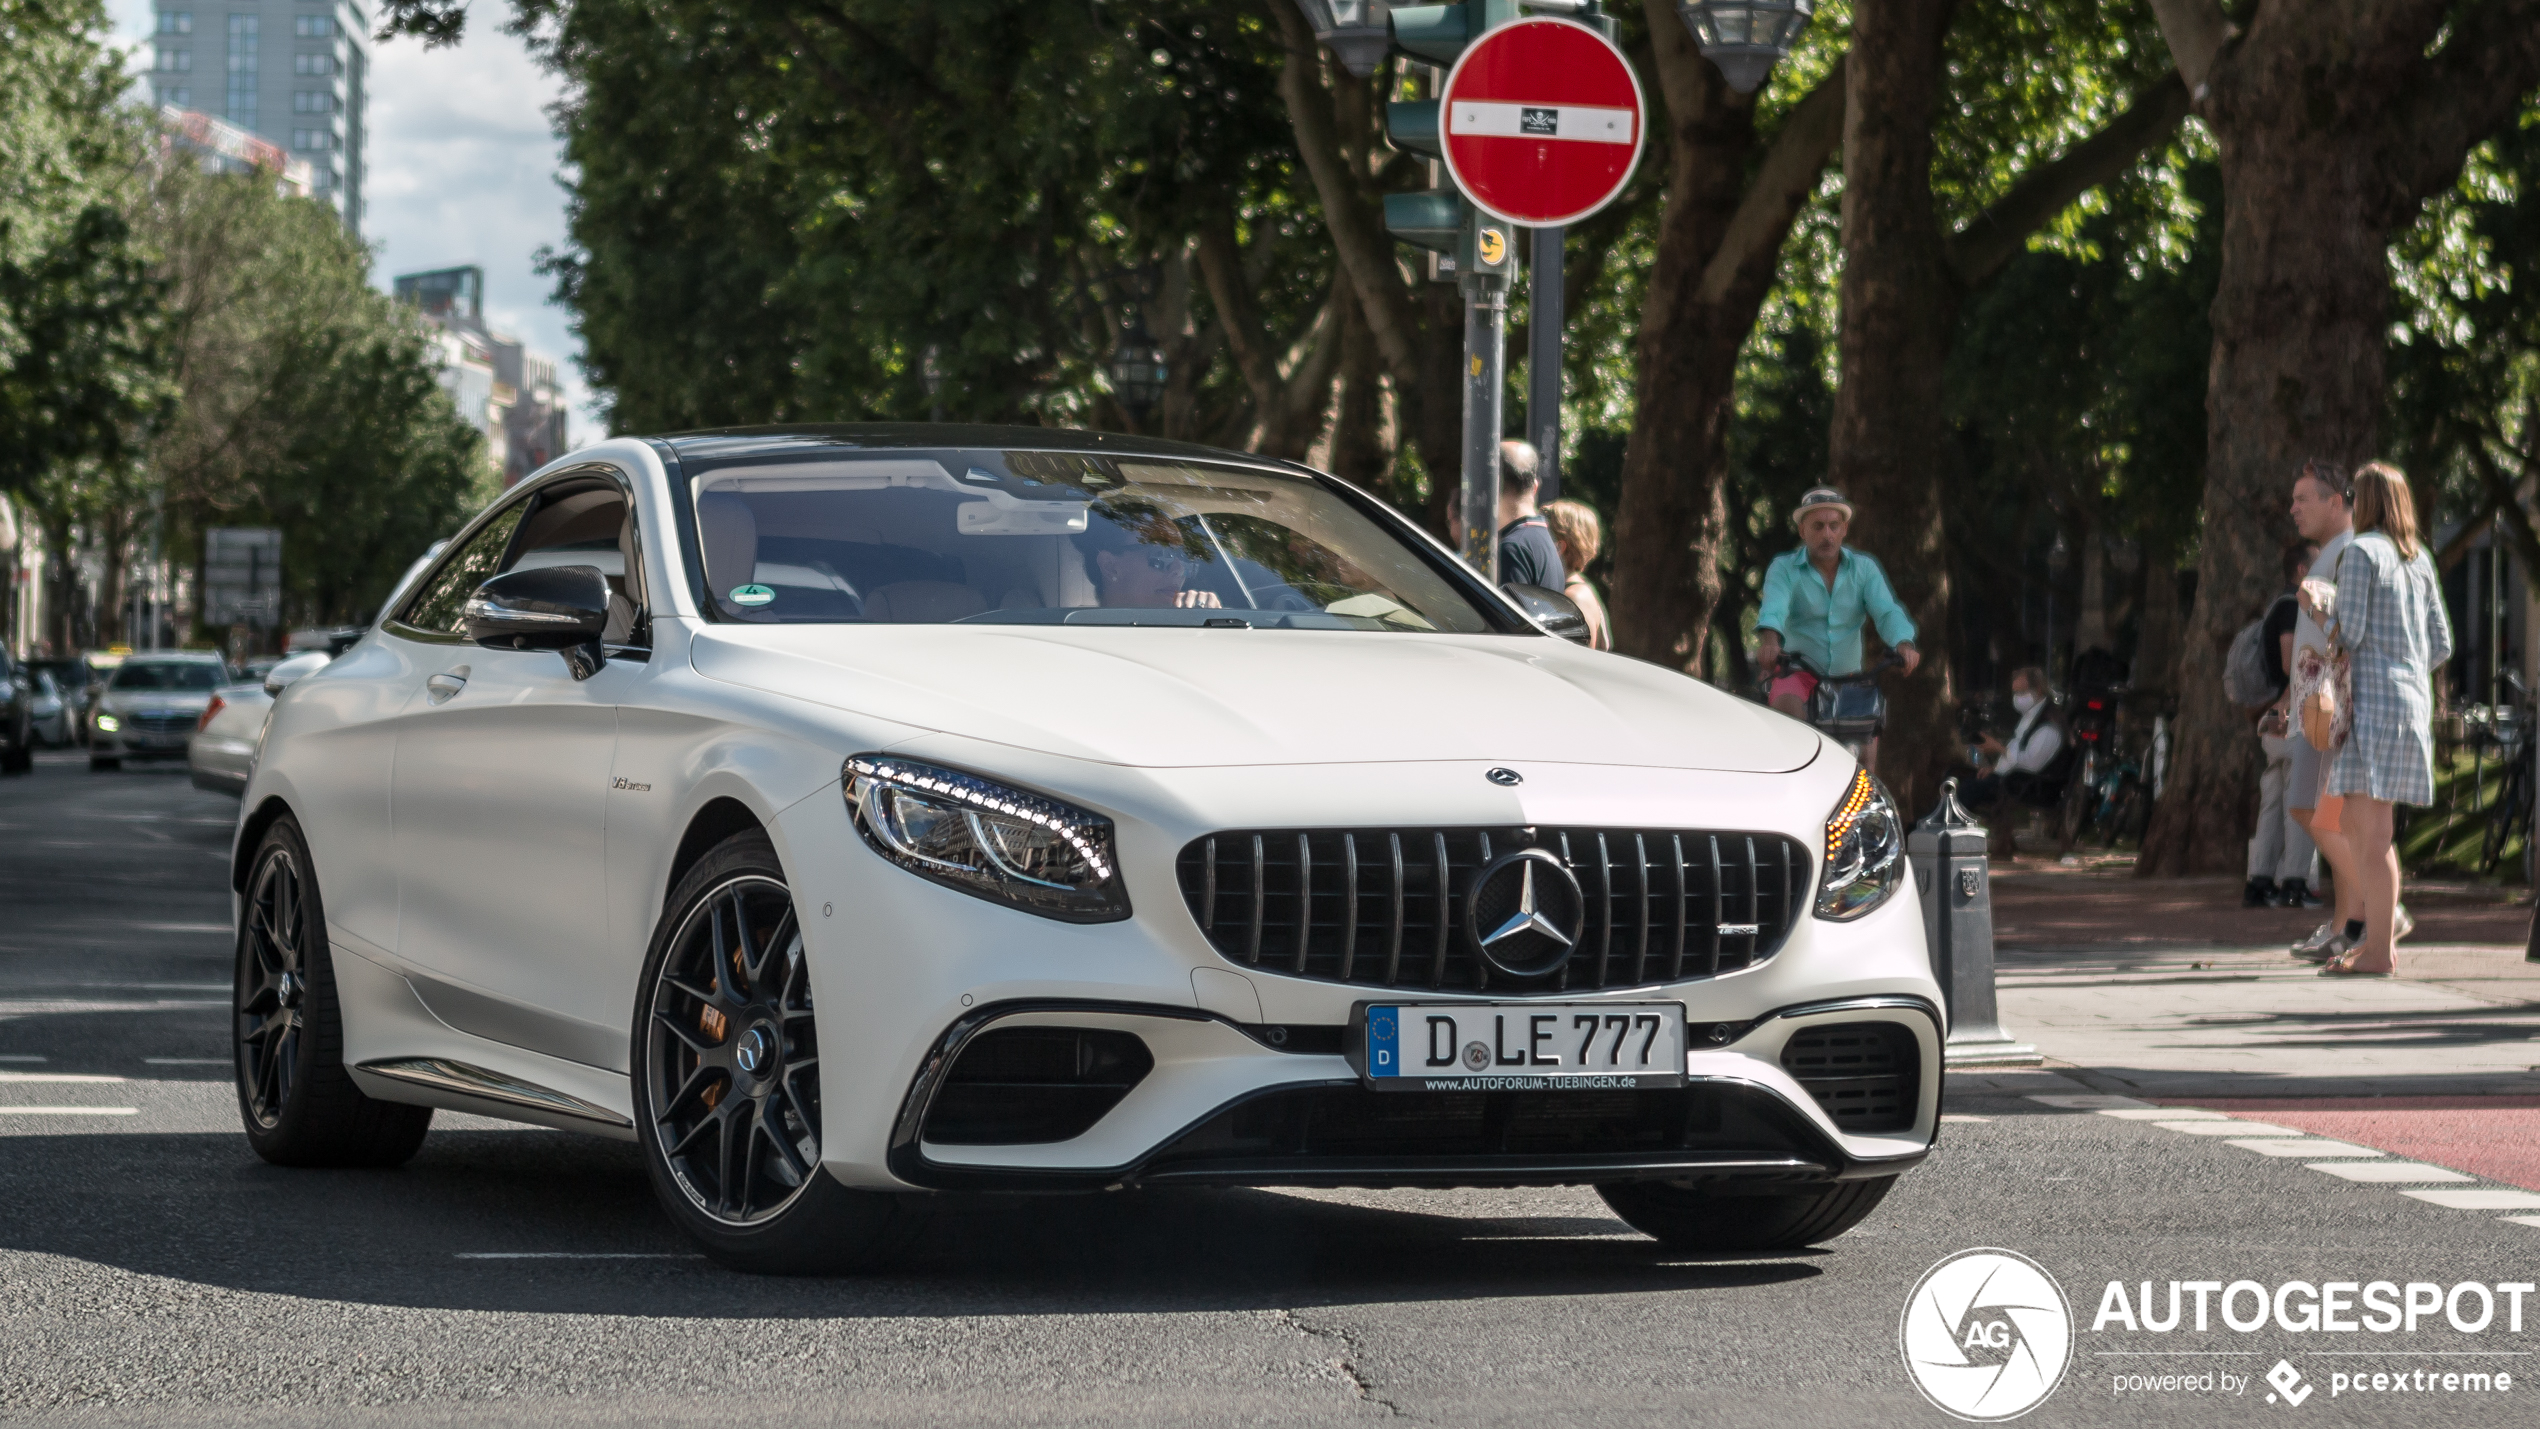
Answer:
[
  {"left": 89, "top": 755, "right": 119, "bottom": 772},
  {"left": 632, "top": 830, "right": 905, "bottom": 1274},
  {"left": 1598, "top": 1176, "right": 1896, "bottom": 1253},
  {"left": 235, "top": 816, "right": 433, "bottom": 1167}
]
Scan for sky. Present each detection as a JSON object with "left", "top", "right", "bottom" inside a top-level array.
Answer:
[{"left": 103, "top": 0, "right": 606, "bottom": 441}]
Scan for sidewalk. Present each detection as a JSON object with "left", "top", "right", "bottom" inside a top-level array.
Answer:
[{"left": 1983, "top": 859, "right": 2540, "bottom": 1098}]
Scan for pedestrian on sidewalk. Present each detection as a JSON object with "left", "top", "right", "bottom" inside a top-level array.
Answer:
[
  {"left": 1494, "top": 442, "right": 1565, "bottom": 593},
  {"left": 1540, "top": 500, "right": 1612, "bottom": 651},
  {"left": 2246, "top": 542, "right": 2322, "bottom": 907},
  {"left": 2314, "top": 462, "right": 2453, "bottom": 978},
  {"left": 2283, "top": 460, "right": 2378, "bottom": 963}
]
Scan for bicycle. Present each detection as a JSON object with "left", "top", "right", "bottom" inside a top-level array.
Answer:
[{"left": 1759, "top": 649, "right": 1905, "bottom": 764}]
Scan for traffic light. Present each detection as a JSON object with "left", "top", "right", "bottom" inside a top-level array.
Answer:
[{"left": 1379, "top": 3, "right": 1521, "bottom": 271}]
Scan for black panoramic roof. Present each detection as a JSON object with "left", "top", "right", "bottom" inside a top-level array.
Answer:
[{"left": 654, "top": 423, "right": 1307, "bottom": 477}]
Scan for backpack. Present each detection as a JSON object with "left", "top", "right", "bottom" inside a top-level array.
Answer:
[{"left": 2223, "top": 613, "right": 2277, "bottom": 708}]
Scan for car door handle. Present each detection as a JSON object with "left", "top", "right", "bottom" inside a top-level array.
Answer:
[{"left": 425, "top": 671, "right": 469, "bottom": 705}]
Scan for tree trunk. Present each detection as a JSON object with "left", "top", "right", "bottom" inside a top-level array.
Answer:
[
  {"left": 1822, "top": 0, "right": 1962, "bottom": 817},
  {"left": 1607, "top": 9, "right": 1847, "bottom": 671}
]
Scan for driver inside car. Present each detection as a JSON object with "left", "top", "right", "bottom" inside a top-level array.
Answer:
[{"left": 1077, "top": 504, "right": 1223, "bottom": 610}]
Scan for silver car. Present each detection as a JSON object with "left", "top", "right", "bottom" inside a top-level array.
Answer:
[
  {"left": 29, "top": 670, "right": 72, "bottom": 747},
  {"left": 89, "top": 653, "right": 231, "bottom": 771},
  {"left": 187, "top": 681, "right": 271, "bottom": 795}
]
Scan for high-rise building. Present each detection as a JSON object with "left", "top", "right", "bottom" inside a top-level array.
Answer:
[
  {"left": 394, "top": 265, "right": 571, "bottom": 488},
  {"left": 151, "top": 0, "right": 368, "bottom": 232}
]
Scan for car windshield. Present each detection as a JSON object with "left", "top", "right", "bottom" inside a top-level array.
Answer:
[
  {"left": 109, "top": 661, "right": 225, "bottom": 692},
  {"left": 688, "top": 450, "right": 1496, "bottom": 634}
]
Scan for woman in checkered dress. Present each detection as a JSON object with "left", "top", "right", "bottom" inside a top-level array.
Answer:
[{"left": 2317, "top": 463, "right": 2452, "bottom": 976}]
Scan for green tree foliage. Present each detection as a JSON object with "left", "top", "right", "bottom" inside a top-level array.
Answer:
[
  {"left": 136, "top": 160, "right": 482, "bottom": 627},
  {"left": 521, "top": 0, "right": 1333, "bottom": 449},
  {"left": 0, "top": 0, "right": 167, "bottom": 502}
]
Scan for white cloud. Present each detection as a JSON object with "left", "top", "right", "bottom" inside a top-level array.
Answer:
[{"left": 104, "top": 0, "right": 606, "bottom": 441}]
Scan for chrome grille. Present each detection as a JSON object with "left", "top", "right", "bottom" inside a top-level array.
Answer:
[{"left": 1172, "top": 826, "right": 1809, "bottom": 995}]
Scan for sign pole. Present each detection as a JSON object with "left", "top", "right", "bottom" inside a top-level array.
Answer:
[
  {"left": 1528, "top": 224, "right": 1564, "bottom": 504},
  {"left": 1460, "top": 268, "right": 1508, "bottom": 575}
]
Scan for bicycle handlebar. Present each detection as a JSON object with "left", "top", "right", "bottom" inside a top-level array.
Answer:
[{"left": 1765, "top": 650, "right": 1905, "bottom": 685}]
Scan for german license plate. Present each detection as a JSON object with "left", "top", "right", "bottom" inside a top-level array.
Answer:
[{"left": 1358, "top": 1002, "right": 1686, "bottom": 1091}]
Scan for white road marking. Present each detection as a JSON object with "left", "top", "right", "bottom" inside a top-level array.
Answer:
[
  {"left": 0, "top": 1055, "right": 46, "bottom": 1063},
  {"left": 1939, "top": 1114, "right": 1990, "bottom": 1123},
  {"left": 0, "top": 1107, "right": 138, "bottom": 1116},
  {"left": 128, "top": 923, "right": 229, "bottom": 934},
  {"left": 2503, "top": 1216, "right": 2540, "bottom": 1229},
  {"left": 2228, "top": 1138, "right": 2385, "bottom": 1158},
  {"left": 2402, "top": 1188, "right": 2540, "bottom": 1210},
  {"left": 143, "top": 1058, "right": 225, "bottom": 1066},
  {"left": 0, "top": 999, "right": 226, "bottom": 1015},
  {"left": 2157, "top": 1119, "right": 2305, "bottom": 1136},
  {"left": 454, "top": 1252, "right": 704, "bottom": 1260},
  {"left": 2105, "top": 1108, "right": 2226, "bottom": 1120},
  {"left": 2308, "top": 1161, "right": 2476, "bottom": 1184},
  {"left": 0, "top": 1072, "right": 125, "bottom": 1084},
  {"left": 2026, "top": 1094, "right": 2154, "bottom": 1110}
]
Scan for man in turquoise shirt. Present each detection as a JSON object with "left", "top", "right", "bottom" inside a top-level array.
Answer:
[{"left": 1754, "top": 487, "right": 1921, "bottom": 717}]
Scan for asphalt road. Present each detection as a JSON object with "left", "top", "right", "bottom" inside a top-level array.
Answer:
[{"left": 2, "top": 753, "right": 2536, "bottom": 1428}]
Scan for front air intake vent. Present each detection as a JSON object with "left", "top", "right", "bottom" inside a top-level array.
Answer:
[
  {"left": 1780, "top": 1022, "right": 1919, "bottom": 1134},
  {"left": 1173, "top": 826, "right": 1808, "bottom": 996},
  {"left": 921, "top": 1028, "right": 1153, "bottom": 1146}
]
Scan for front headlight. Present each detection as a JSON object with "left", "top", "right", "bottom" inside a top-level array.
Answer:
[
  {"left": 94, "top": 713, "right": 120, "bottom": 733},
  {"left": 843, "top": 755, "right": 1130, "bottom": 923},
  {"left": 1816, "top": 765, "right": 1904, "bottom": 920}
]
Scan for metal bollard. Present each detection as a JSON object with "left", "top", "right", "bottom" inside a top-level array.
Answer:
[{"left": 1907, "top": 778, "right": 2039, "bottom": 1066}]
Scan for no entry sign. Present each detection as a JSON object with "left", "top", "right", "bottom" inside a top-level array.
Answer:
[{"left": 1440, "top": 17, "right": 1645, "bottom": 229}]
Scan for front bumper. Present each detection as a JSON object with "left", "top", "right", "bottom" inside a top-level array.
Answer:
[{"left": 882, "top": 994, "right": 1939, "bottom": 1193}]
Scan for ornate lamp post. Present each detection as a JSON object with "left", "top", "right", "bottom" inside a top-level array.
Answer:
[
  {"left": 1289, "top": 0, "right": 1393, "bottom": 78},
  {"left": 1677, "top": 0, "right": 1814, "bottom": 95},
  {"left": 1107, "top": 316, "right": 1169, "bottom": 428}
]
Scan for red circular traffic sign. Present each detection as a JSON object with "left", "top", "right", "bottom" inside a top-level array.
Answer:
[{"left": 1439, "top": 18, "right": 1646, "bottom": 229}]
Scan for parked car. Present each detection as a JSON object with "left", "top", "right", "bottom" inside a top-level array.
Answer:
[
  {"left": 0, "top": 650, "right": 32, "bottom": 774},
  {"left": 88, "top": 651, "right": 231, "bottom": 770},
  {"left": 188, "top": 682, "right": 270, "bottom": 796},
  {"left": 28, "top": 669, "right": 72, "bottom": 747},
  {"left": 233, "top": 427, "right": 1935, "bottom": 1274}
]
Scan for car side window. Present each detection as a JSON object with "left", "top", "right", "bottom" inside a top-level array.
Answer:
[
  {"left": 398, "top": 505, "right": 527, "bottom": 637},
  {"left": 499, "top": 473, "right": 646, "bottom": 647}
]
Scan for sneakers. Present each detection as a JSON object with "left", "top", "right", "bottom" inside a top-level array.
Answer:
[
  {"left": 2244, "top": 876, "right": 2278, "bottom": 908},
  {"left": 2292, "top": 923, "right": 2342, "bottom": 960},
  {"left": 2275, "top": 878, "right": 2325, "bottom": 909}
]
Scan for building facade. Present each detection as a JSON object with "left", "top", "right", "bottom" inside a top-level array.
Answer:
[
  {"left": 394, "top": 266, "right": 570, "bottom": 488},
  {"left": 150, "top": 0, "right": 368, "bottom": 231}
]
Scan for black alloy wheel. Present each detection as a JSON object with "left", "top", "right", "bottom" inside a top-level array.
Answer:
[
  {"left": 234, "top": 817, "right": 433, "bottom": 1166},
  {"left": 645, "top": 874, "right": 821, "bottom": 1224},
  {"left": 633, "top": 831, "right": 904, "bottom": 1273},
  {"left": 1597, "top": 1175, "right": 1896, "bottom": 1254}
]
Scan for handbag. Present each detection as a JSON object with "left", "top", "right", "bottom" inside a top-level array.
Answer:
[{"left": 2296, "top": 548, "right": 2352, "bottom": 752}]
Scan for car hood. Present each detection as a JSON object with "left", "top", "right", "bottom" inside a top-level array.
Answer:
[
  {"left": 688, "top": 624, "right": 1820, "bottom": 772},
  {"left": 103, "top": 690, "right": 214, "bottom": 712}
]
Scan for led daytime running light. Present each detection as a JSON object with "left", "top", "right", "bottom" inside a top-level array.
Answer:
[
  {"left": 842, "top": 754, "right": 1129, "bottom": 924},
  {"left": 846, "top": 756, "right": 1114, "bottom": 882}
]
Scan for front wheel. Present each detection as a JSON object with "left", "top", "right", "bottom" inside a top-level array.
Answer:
[
  {"left": 1598, "top": 1176, "right": 1896, "bottom": 1253},
  {"left": 89, "top": 755, "right": 119, "bottom": 772},
  {"left": 632, "top": 830, "right": 906, "bottom": 1274}
]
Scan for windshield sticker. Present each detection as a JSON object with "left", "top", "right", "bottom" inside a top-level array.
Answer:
[{"left": 729, "top": 584, "right": 776, "bottom": 608}]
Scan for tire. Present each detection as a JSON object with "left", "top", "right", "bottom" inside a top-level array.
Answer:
[
  {"left": 1598, "top": 1175, "right": 1897, "bottom": 1253},
  {"left": 89, "top": 755, "right": 119, "bottom": 772},
  {"left": 1, "top": 745, "right": 28, "bottom": 776},
  {"left": 234, "top": 816, "right": 433, "bottom": 1167},
  {"left": 632, "top": 830, "right": 906, "bottom": 1274}
]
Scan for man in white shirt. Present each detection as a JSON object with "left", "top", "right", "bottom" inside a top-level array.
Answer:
[{"left": 1962, "top": 666, "right": 2067, "bottom": 820}]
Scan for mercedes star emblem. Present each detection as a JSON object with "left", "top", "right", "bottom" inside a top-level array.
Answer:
[
  {"left": 1463, "top": 848, "right": 1585, "bottom": 978},
  {"left": 1486, "top": 767, "right": 1523, "bottom": 786}
]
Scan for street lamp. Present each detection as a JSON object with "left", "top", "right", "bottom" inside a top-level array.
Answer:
[
  {"left": 1677, "top": 0, "right": 1814, "bottom": 95},
  {"left": 1108, "top": 316, "right": 1168, "bottom": 427},
  {"left": 1290, "top": 0, "right": 1392, "bottom": 78}
]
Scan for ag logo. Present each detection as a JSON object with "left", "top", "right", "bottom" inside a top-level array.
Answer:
[
  {"left": 1476, "top": 227, "right": 1507, "bottom": 266},
  {"left": 1900, "top": 1248, "right": 2071, "bottom": 1421}
]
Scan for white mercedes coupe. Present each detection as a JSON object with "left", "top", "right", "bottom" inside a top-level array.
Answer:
[{"left": 232, "top": 426, "right": 1939, "bottom": 1273}]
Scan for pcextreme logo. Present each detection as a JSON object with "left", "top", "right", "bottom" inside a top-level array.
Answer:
[{"left": 1901, "top": 1249, "right": 2074, "bottom": 1421}]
